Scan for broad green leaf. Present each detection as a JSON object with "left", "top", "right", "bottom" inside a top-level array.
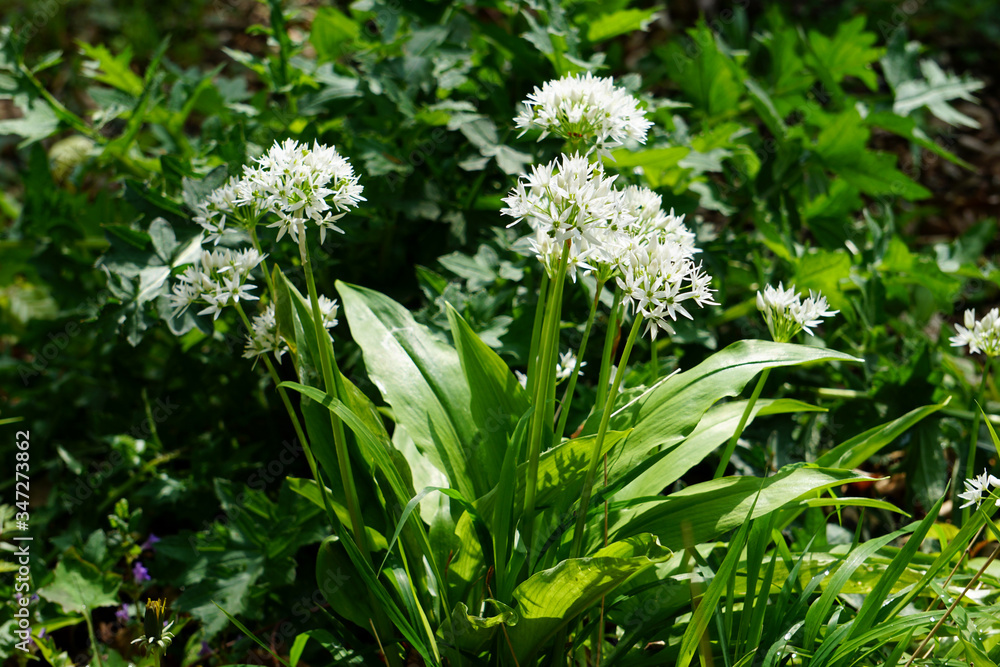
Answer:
[
  {"left": 316, "top": 536, "right": 383, "bottom": 631},
  {"left": 619, "top": 397, "right": 824, "bottom": 499},
  {"left": 612, "top": 466, "right": 870, "bottom": 549},
  {"left": 592, "top": 340, "right": 860, "bottom": 493},
  {"left": 586, "top": 8, "right": 658, "bottom": 42},
  {"left": 815, "top": 400, "right": 948, "bottom": 469},
  {"left": 445, "top": 304, "right": 529, "bottom": 476},
  {"left": 37, "top": 551, "right": 121, "bottom": 613},
  {"left": 439, "top": 600, "right": 517, "bottom": 654},
  {"left": 507, "top": 534, "right": 669, "bottom": 662},
  {"left": 337, "top": 281, "right": 486, "bottom": 499}
]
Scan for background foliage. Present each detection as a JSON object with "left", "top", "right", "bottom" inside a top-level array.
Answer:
[{"left": 1, "top": 0, "right": 998, "bottom": 665}]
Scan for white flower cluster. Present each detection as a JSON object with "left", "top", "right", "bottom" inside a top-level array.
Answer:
[
  {"left": 193, "top": 139, "right": 364, "bottom": 246},
  {"left": 958, "top": 469, "right": 1000, "bottom": 509},
  {"left": 555, "top": 350, "right": 586, "bottom": 383},
  {"left": 755, "top": 282, "right": 838, "bottom": 343},
  {"left": 242, "top": 296, "right": 339, "bottom": 360},
  {"left": 242, "top": 139, "right": 365, "bottom": 244},
  {"left": 515, "top": 73, "right": 653, "bottom": 156},
  {"left": 168, "top": 248, "right": 265, "bottom": 320},
  {"left": 193, "top": 179, "right": 249, "bottom": 246},
  {"left": 950, "top": 308, "right": 1000, "bottom": 357},
  {"left": 503, "top": 154, "right": 714, "bottom": 339}
]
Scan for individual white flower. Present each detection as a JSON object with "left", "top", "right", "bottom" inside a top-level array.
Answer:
[
  {"left": 168, "top": 247, "right": 265, "bottom": 320},
  {"left": 616, "top": 235, "right": 716, "bottom": 340},
  {"left": 756, "top": 282, "right": 838, "bottom": 343},
  {"left": 318, "top": 295, "right": 340, "bottom": 330},
  {"left": 239, "top": 139, "right": 365, "bottom": 244},
  {"left": 950, "top": 308, "right": 1000, "bottom": 357},
  {"left": 514, "top": 73, "right": 653, "bottom": 155},
  {"left": 515, "top": 370, "right": 528, "bottom": 390},
  {"left": 958, "top": 469, "right": 1000, "bottom": 509},
  {"left": 555, "top": 350, "right": 586, "bottom": 383},
  {"left": 501, "top": 153, "right": 620, "bottom": 252},
  {"left": 243, "top": 303, "right": 287, "bottom": 360}
]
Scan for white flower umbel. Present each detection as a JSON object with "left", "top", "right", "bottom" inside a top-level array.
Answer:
[
  {"left": 168, "top": 247, "right": 265, "bottom": 320},
  {"left": 502, "top": 153, "right": 620, "bottom": 275},
  {"left": 515, "top": 73, "right": 653, "bottom": 155},
  {"left": 958, "top": 469, "right": 1000, "bottom": 509},
  {"left": 756, "top": 282, "right": 838, "bottom": 343},
  {"left": 240, "top": 139, "right": 365, "bottom": 244},
  {"left": 616, "top": 235, "right": 716, "bottom": 340},
  {"left": 951, "top": 308, "right": 1000, "bottom": 357}
]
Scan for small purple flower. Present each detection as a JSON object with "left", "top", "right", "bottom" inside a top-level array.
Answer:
[
  {"left": 140, "top": 534, "right": 161, "bottom": 551},
  {"left": 38, "top": 628, "right": 46, "bottom": 639},
  {"left": 199, "top": 641, "right": 212, "bottom": 658},
  {"left": 132, "top": 561, "right": 150, "bottom": 584},
  {"left": 116, "top": 603, "right": 130, "bottom": 624}
]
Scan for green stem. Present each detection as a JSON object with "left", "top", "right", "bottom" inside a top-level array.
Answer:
[
  {"left": 714, "top": 368, "right": 771, "bottom": 479},
  {"left": 296, "top": 233, "right": 370, "bottom": 563},
  {"left": 524, "top": 242, "right": 571, "bottom": 556},
  {"left": 961, "top": 358, "right": 993, "bottom": 526},
  {"left": 570, "top": 316, "right": 643, "bottom": 558},
  {"left": 555, "top": 279, "right": 604, "bottom": 441},
  {"left": 596, "top": 288, "right": 623, "bottom": 409},
  {"left": 234, "top": 301, "right": 337, "bottom": 527},
  {"left": 650, "top": 337, "right": 659, "bottom": 380},
  {"left": 905, "top": 534, "right": 1000, "bottom": 665},
  {"left": 83, "top": 609, "right": 104, "bottom": 667},
  {"left": 249, "top": 226, "right": 277, "bottom": 297},
  {"left": 526, "top": 272, "right": 550, "bottom": 400}
]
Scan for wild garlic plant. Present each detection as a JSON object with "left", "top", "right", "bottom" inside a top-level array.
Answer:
[
  {"left": 505, "top": 75, "right": 715, "bottom": 561},
  {"left": 159, "top": 72, "right": 967, "bottom": 667},
  {"left": 166, "top": 138, "right": 372, "bottom": 565},
  {"left": 950, "top": 308, "right": 1000, "bottom": 525}
]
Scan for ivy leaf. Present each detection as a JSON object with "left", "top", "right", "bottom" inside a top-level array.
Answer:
[
  {"left": 586, "top": 8, "right": 658, "bottom": 43},
  {"left": 814, "top": 110, "right": 930, "bottom": 200},
  {"left": 77, "top": 41, "right": 143, "bottom": 96},
  {"left": 893, "top": 60, "right": 984, "bottom": 128},
  {"left": 38, "top": 551, "right": 121, "bottom": 614},
  {"left": 806, "top": 15, "right": 881, "bottom": 91},
  {"left": 662, "top": 22, "right": 743, "bottom": 117}
]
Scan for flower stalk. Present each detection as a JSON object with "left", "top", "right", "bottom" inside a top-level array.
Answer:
[
  {"left": 571, "top": 315, "right": 643, "bottom": 558},
  {"left": 715, "top": 368, "right": 771, "bottom": 479},
  {"left": 523, "top": 241, "right": 571, "bottom": 553},
  {"left": 961, "top": 359, "right": 994, "bottom": 526},
  {"left": 297, "top": 233, "right": 370, "bottom": 562},
  {"left": 555, "top": 278, "right": 604, "bottom": 440}
]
